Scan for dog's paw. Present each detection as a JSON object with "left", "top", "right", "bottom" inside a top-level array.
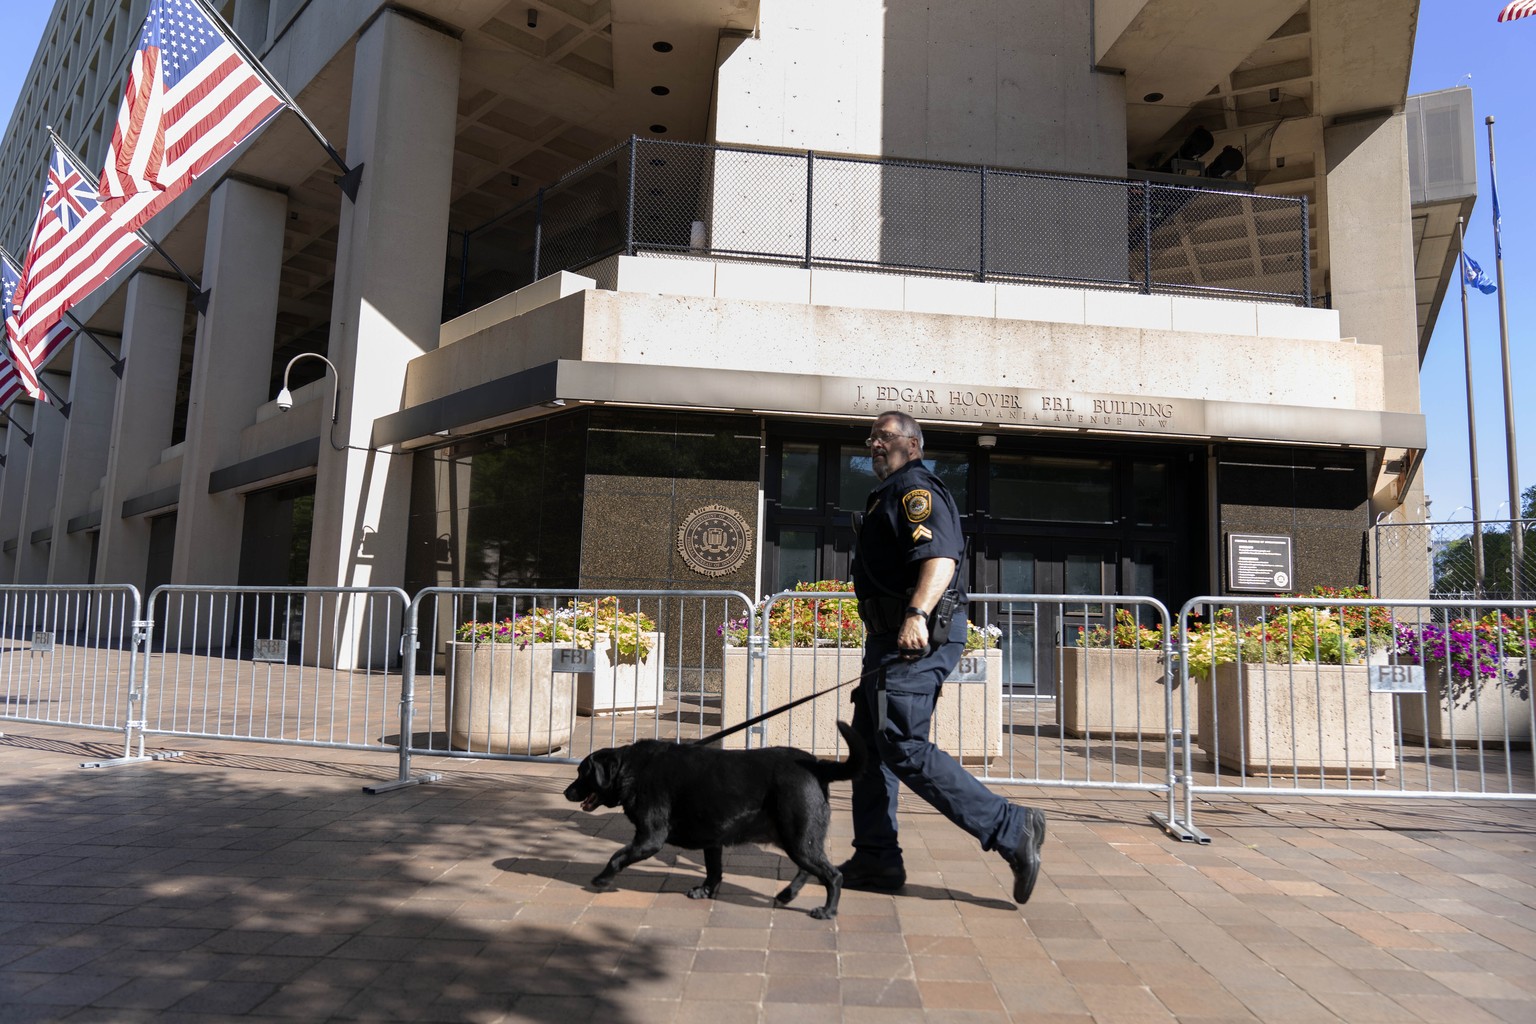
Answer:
[
  {"left": 590, "top": 874, "right": 615, "bottom": 890},
  {"left": 773, "top": 886, "right": 796, "bottom": 905},
  {"left": 809, "top": 906, "right": 838, "bottom": 920},
  {"left": 686, "top": 884, "right": 718, "bottom": 900}
]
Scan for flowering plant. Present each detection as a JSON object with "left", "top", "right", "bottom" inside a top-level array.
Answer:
[
  {"left": 720, "top": 580, "right": 864, "bottom": 648},
  {"left": 719, "top": 580, "right": 1000, "bottom": 652},
  {"left": 1393, "top": 616, "right": 1534, "bottom": 705},
  {"left": 456, "top": 597, "right": 656, "bottom": 660},
  {"left": 965, "top": 621, "right": 1002, "bottom": 653},
  {"left": 1307, "top": 585, "right": 1395, "bottom": 649},
  {"left": 1183, "top": 607, "right": 1364, "bottom": 679},
  {"left": 1078, "top": 608, "right": 1165, "bottom": 651}
]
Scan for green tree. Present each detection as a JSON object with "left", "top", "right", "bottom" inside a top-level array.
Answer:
[{"left": 1433, "top": 484, "right": 1536, "bottom": 597}]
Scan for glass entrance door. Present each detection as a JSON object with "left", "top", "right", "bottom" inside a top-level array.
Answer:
[{"left": 981, "top": 538, "right": 1118, "bottom": 695}]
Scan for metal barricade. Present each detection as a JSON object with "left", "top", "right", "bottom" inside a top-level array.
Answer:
[
  {"left": 0, "top": 585, "right": 147, "bottom": 764},
  {"left": 742, "top": 589, "right": 868, "bottom": 755},
  {"left": 968, "top": 596, "right": 1180, "bottom": 827},
  {"left": 374, "top": 588, "right": 754, "bottom": 790},
  {"left": 140, "top": 586, "right": 408, "bottom": 754},
  {"left": 747, "top": 591, "right": 1181, "bottom": 828},
  {"left": 1170, "top": 596, "right": 1536, "bottom": 842}
]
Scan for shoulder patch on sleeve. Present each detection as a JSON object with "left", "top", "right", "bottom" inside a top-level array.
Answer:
[
  {"left": 911, "top": 524, "right": 933, "bottom": 543},
  {"left": 902, "top": 489, "right": 932, "bottom": 523}
]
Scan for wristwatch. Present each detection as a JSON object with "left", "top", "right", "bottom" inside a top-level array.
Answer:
[{"left": 904, "top": 606, "right": 926, "bottom": 619}]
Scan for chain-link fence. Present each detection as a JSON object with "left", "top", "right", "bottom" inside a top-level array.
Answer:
[
  {"left": 1375, "top": 520, "right": 1536, "bottom": 600},
  {"left": 447, "top": 137, "right": 1311, "bottom": 318}
]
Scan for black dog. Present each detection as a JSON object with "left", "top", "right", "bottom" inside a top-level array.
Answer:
[{"left": 563, "top": 721, "right": 866, "bottom": 919}]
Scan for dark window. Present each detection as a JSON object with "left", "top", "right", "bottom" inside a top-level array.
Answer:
[{"left": 990, "top": 455, "right": 1115, "bottom": 523}]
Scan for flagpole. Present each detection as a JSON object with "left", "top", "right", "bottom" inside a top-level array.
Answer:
[
  {"left": 1486, "top": 115, "right": 1524, "bottom": 597},
  {"left": 1457, "top": 217, "right": 1487, "bottom": 595},
  {"left": 63, "top": 312, "right": 126, "bottom": 378},
  {"left": 34, "top": 375, "right": 71, "bottom": 418},
  {"left": 189, "top": 0, "right": 364, "bottom": 200},
  {"left": 47, "top": 128, "right": 210, "bottom": 314}
]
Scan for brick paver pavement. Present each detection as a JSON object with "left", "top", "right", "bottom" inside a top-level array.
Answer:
[{"left": 1, "top": 725, "right": 1533, "bottom": 1023}]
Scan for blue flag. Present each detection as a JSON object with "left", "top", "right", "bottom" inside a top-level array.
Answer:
[
  {"left": 1463, "top": 252, "right": 1497, "bottom": 294},
  {"left": 1491, "top": 164, "right": 1503, "bottom": 260}
]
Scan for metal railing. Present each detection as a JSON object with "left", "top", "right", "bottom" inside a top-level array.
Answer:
[
  {"left": 1374, "top": 518, "right": 1536, "bottom": 600},
  {"left": 1170, "top": 595, "right": 1535, "bottom": 842},
  {"left": 448, "top": 137, "right": 1311, "bottom": 317},
  {"left": 6, "top": 585, "right": 1532, "bottom": 843},
  {"left": 0, "top": 586, "right": 142, "bottom": 760},
  {"left": 140, "top": 586, "right": 409, "bottom": 753},
  {"left": 745, "top": 590, "right": 1183, "bottom": 831},
  {"left": 370, "top": 588, "right": 756, "bottom": 792}
]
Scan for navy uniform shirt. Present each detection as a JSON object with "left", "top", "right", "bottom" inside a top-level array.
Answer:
[{"left": 852, "top": 459, "right": 967, "bottom": 604}]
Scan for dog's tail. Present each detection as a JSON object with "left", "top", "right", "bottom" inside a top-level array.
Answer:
[{"left": 810, "top": 720, "right": 867, "bottom": 783}]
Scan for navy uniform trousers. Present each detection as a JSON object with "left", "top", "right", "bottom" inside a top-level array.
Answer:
[{"left": 849, "top": 634, "right": 1028, "bottom": 867}]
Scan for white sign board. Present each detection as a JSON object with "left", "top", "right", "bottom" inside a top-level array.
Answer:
[
  {"left": 551, "top": 648, "right": 596, "bottom": 673},
  {"left": 253, "top": 638, "right": 288, "bottom": 663},
  {"left": 1369, "top": 664, "right": 1425, "bottom": 693},
  {"left": 948, "top": 654, "right": 989, "bottom": 683}
]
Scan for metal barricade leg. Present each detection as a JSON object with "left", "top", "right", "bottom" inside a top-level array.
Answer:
[
  {"left": 1148, "top": 621, "right": 1210, "bottom": 844},
  {"left": 81, "top": 601, "right": 186, "bottom": 770},
  {"left": 364, "top": 609, "right": 442, "bottom": 794}
]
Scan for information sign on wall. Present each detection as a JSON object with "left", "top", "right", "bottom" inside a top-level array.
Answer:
[{"left": 1226, "top": 533, "right": 1294, "bottom": 592}]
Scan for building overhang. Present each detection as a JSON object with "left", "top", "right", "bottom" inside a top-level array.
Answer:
[{"left": 374, "top": 358, "right": 1426, "bottom": 456}]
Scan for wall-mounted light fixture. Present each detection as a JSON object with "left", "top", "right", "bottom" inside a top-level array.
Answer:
[
  {"left": 977, "top": 434, "right": 997, "bottom": 449},
  {"left": 276, "top": 352, "right": 341, "bottom": 424}
]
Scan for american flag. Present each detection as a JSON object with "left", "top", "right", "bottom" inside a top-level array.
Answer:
[
  {"left": 0, "top": 253, "right": 27, "bottom": 407},
  {"left": 10, "top": 143, "right": 143, "bottom": 372},
  {"left": 1499, "top": 1, "right": 1536, "bottom": 23},
  {"left": 99, "top": 0, "right": 286, "bottom": 234},
  {"left": 0, "top": 353, "right": 23, "bottom": 409}
]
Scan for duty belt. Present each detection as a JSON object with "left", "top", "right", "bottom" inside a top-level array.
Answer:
[{"left": 857, "top": 596, "right": 905, "bottom": 636}]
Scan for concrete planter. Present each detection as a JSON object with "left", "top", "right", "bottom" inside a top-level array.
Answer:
[
  {"left": 1196, "top": 662, "right": 1396, "bottom": 776},
  {"left": 1398, "top": 659, "right": 1532, "bottom": 746},
  {"left": 1057, "top": 647, "right": 1191, "bottom": 738},
  {"left": 447, "top": 642, "right": 575, "bottom": 755},
  {"left": 720, "top": 646, "right": 1002, "bottom": 763},
  {"left": 576, "top": 632, "right": 665, "bottom": 715}
]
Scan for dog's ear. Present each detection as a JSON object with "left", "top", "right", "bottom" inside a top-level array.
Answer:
[{"left": 589, "top": 748, "right": 617, "bottom": 793}]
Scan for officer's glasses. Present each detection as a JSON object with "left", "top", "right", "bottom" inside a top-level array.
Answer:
[{"left": 863, "top": 429, "right": 911, "bottom": 447}]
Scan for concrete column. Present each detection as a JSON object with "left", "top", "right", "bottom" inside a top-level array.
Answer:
[
  {"left": 171, "top": 179, "right": 287, "bottom": 584},
  {"left": 307, "top": 10, "right": 458, "bottom": 663},
  {"left": 14, "top": 374, "right": 69, "bottom": 584},
  {"left": 0, "top": 406, "right": 36, "bottom": 583},
  {"left": 96, "top": 273, "right": 188, "bottom": 587},
  {"left": 1323, "top": 113, "right": 1420, "bottom": 415},
  {"left": 310, "top": 10, "right": 458, "bottom": 591},
  {"left": 48, "top": 335, "right": 122, "bottom": 583}
]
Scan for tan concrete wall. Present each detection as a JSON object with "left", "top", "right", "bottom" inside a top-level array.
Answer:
[
  {"left": 1323, "top": 113, "right": 1420, "bottom": 415},
  {"left": 406, "top": 272, "right": 1383, "bottom": 419},
  {"left": 0, "top": 408, "right": 36, "bottom": 582},
  {"left": 717, "top": 0, "right": 1126, "bottom": 174}
]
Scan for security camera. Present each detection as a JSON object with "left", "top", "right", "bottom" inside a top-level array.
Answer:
[
  {"left": 275, "top": 387, "right": 293, "bottom": 411},
  {"left": 977, "top": 434, "right": 997, "bottom": 449},
  {"left": 527, "top": 7, "right": 538, "bottom": 28}
]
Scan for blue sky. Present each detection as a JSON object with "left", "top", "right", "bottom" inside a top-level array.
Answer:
[{"left": 0, "top": 1, "right": 1530, "bottom": 524}]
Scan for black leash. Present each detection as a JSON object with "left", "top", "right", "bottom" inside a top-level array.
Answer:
[{"left": 691, "top": 665, "right": 876, "bottom": 746}]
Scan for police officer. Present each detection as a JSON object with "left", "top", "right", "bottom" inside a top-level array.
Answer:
[{"left": 842, "top": 411, "right": 1046, "bottom": 905}]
